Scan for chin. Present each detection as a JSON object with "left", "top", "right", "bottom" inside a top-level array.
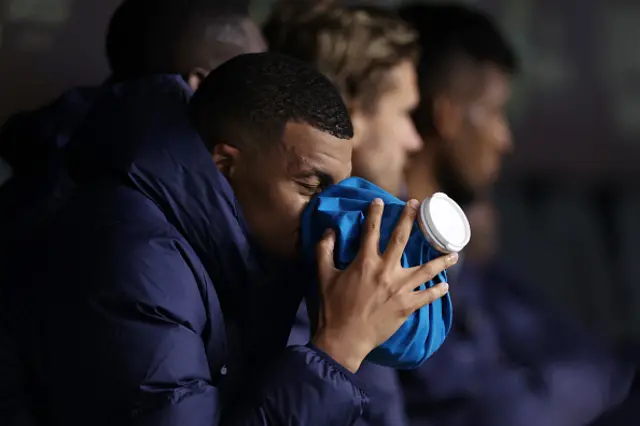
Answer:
[
  {"left": 479, "top": 173, "right": 499, "bottom": 191},
  {"left": 377, "top": 176, "right": 403, "bottom": 197}
]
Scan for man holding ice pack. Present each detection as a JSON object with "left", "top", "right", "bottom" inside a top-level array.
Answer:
[{"left": 1, "top": 53, "right": 454, "bottom": 425}]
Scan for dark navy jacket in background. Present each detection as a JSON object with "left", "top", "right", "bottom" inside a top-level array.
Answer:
[
  {"left": 0, "top": 85, "right": 101, "bottom": 250},
  {"left": 0, "top": 85, "right": 100, "bottom": 168},
  {"left": 0, "top": 85, "right": 103, "bottom": 426},
  {"left": 400, "top": 260, "right": 633, "bottom": 426},
  {"left": 1, "top": 76, "right": 370, "bottom": 425}
]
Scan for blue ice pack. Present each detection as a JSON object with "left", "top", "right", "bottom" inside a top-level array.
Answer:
[{"left": 300, "top": 177, "right": 455, "bottom": 369}]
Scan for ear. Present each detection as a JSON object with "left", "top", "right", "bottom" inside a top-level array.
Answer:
[
  {"left": 212, "top": 143, "right": 242, "bottom": 179},
  {"left": 432, "top": 95, "right": 463, "bottom": 141},
  {"left": 186, "top": 67, "right": 210, "bottom": 91}
]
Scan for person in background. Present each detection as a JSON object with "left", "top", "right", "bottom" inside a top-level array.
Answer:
[
  {"left": 263, "top": 1, "right": 422, "bottom": 424},
  {"left": 399, "top": 4, "right": 633, "bottom": 426},
  {"left": 0, "top": 0, "right": 266, "bottom": 253},
  {"left": 0, "top": 2, "right": 265, "bottom": 423},
  {"left": 1, "top": 52, "right": 453, "bottom": 425}
]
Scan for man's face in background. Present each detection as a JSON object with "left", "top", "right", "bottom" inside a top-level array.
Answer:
[
  {"left": 434, "top": 63, "right": 513, "bottom": 203},
  {"left": 189, "top": 17, "right": 268, "bottom": 90},
  {"left": 238, "top": 17, "right": 268, "bottom": 53},
  {"left": 350, "top": 60, "right": 422, "bottom": 196}
]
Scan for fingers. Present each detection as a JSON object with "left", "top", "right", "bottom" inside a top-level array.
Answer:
[
  {"left": 316, "top": 229, "right": 338, "bottom": 283},
  {"left": 410, "top": 282, "right": 450, "bottom": 312},
  {"left": 400, "top": 252, "right": 458, "bottom": 293},
  {"left": 360, "top": 198, "right": 384, "bottom": 257},
  {"left": 383, "top": 199, "right": 419, "bottom": 263}
]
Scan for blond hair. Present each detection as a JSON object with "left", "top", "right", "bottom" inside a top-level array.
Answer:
[{"left": 263, "top": 0, "right": 419, "bottom": 111}]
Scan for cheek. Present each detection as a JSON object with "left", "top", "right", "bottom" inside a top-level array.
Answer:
[
  {"left": 368, "top": 116, "right": 403, "bottom": 158},
  {"left": 268, "top": 186, "right": 309, "bottom": 226},
  {"left": 445, "top": 125, "right": 485, "bottom": 185},
  {"left": 282, "top": 196, "right": 308, "bottom": 224},
  {"left": 470, "top": 107, "right": 508, "bottom": 151}
]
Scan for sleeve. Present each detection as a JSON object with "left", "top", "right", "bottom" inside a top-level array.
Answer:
[
  {"left": 286, "top": 303, "right": 403, "bottom": 426},
  {"left": 225, "top": 344, "right": 369, "bottom": 426},
  {"left": 43, "top": 233, "right": 368, "bottom": 426}
]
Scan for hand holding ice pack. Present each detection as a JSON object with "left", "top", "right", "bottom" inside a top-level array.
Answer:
[{"left": 300, "top": 177, "right": 470, "bottom": 369}]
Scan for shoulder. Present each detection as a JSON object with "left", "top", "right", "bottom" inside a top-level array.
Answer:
[
  {"left": 45, "top": 186, "right": 210, "bottom": 310},
  {"left": 0, "top": 86, "right": 101, "bottom": 170}
]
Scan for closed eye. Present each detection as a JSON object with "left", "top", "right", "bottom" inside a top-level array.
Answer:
[
  {"left": 298, "top": 181, "right": 322, "bottom": 195},
  {"left": 295, "top": 169, "right": 334, "bottom": 194}
]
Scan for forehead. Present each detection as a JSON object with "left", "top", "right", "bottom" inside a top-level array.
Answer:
[
  {"left": 378, "top": 60, "right": 419, "bottom": 108},
  {"left": 280, "top": 122, "right": 352, "bottom": 179},
  {"left": 451, "top": 62, "right": 511, "bottom": 104},
  {"left": 240, "top": 18, "right": 268, "bottom": 53},
  {"left": 476, "top": 64, "right": 511, "bottom": 104}
]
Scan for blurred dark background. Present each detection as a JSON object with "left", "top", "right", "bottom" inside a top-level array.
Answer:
[{"left": 0, "top": 0, "right": 638, "bottom": 344}]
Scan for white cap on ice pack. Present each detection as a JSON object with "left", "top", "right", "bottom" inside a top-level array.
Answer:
[{"left": 418, "top": 192, "right": 471, "bottom": 254}]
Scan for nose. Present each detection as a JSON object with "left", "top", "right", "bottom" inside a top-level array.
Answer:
[
  {"left": 499, "top": 124, "right": 513, "bottom": 153},
  {"left": 404, "top": 125, "right": 423, "bottom": 153}
]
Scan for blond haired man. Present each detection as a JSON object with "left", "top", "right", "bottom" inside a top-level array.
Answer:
[{"left": 264, "top": 2, "right": 423, "bottom": 425}]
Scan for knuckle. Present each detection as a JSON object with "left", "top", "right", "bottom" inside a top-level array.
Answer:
[
  {"left": 377, "top": 270, "right": 393, "bottom": 289},
  {"left": 398, "top": 299, "right": 414, "bottom": 318},
  {"left": 385, "top": 286, "right": 396, "bottom": 301},
  {"left": 359, "top": 257, "right": 378, "bottom": 275},
  {"left": 422, "top": 264, "right": 436, "bottom": 279},
  {"left": 393, "top": 231, "right": 408, "bottom": 246},
  {"left": 422, "top": 288, "right": 438, "bottom": 302}
]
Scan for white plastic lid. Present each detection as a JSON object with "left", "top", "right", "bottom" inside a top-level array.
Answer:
[{"left": 418, "top": 192, "right": 471, "bottom": 253}]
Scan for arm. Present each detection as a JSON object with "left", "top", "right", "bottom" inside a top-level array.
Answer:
[
  {"left": 45, "top": 235, "right": 368, "bottom": 426},
  {"left": 226, "top": 344, "right": 369, "bottom": 425},
  {"left": 288, "top": 303, "right": 408, "bottom": 426}
]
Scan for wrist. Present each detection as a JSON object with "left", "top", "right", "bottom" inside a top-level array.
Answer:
[{"left": 312, "top": 330, "right": 369, "bottom": 373}]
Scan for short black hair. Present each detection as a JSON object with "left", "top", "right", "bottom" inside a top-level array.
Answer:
[
  {"left": 106, "top": 0, "right": 251, "bottom": 79},
  {"left": 188, "top": 52, "right": 353, "bottom": 154},
  {"left": 398, "top": 4, "right": 518, "bottom": 133}
]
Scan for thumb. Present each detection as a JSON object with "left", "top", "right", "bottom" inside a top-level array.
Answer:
[{"left": 316, "top": 228, "right": 337, "bottom": 282}]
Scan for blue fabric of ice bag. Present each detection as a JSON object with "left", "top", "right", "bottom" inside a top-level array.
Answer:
[{"left": 300, "top": 177, "right": 453, "bottom": 369}]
